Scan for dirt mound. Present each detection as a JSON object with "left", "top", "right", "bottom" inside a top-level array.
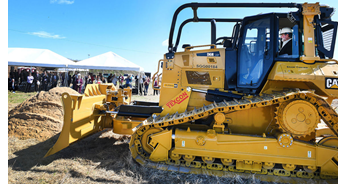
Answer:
[{"left": 8, "top": 87, "right": 79, "bottom": 141}]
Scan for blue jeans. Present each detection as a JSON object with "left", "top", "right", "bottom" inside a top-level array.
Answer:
[{"left": 144, "top": 85, "right": 149, "bottom": 95}]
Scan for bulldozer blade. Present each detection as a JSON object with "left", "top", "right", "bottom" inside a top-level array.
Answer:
[{"left": 44, "top": 92, "right": 106, "bottom": 157}]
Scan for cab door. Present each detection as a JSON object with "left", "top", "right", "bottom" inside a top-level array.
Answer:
[{"left": 237, "top": 14, "right": 275, "bottom": 93}]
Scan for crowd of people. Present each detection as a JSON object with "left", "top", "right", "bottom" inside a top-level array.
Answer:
[
  {"left": 8, "top": 68, "right": 161, "bottom": 96},
  {"left": 8, "top": 69, "right": 63, "bottom": 93}
]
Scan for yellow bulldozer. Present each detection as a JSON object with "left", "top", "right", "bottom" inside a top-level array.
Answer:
[{"left": 45, "top": 2, "right": 338, "bottom": 180}]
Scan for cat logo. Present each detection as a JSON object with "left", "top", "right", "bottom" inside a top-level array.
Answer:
[{"left": 326, "top": 78, "right": 338, "bottom": 89}]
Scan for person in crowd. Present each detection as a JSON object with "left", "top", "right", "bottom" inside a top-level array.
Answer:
[
  {"left": 48, "top": 72, "right": 52, "bottom": 85},
  {"left": 8, "top": 76, "right": 12, "bottom": 91},
  {"left": 51, "top": 72, "right": 59, "bottom": 88},
  {"left": 10, "top": 71, "right": 14, "bottom": 81},
  {"left": 139, "top": 75, "right": 144, "bottom": 95},
  {"left": 10, "top": 78, "right": 17, "bottom": 93},
  {"left": 97, "top": 76, "right": 102, "bottom": 84},
  {"left": 125, "top": 74, "right": 132, "bottom": 88},
  {"left": 88, "top": 73, "right": 93, "bottom": 84},
  {"left": 18, "top": 69, "right": 22, "bottom": 85},
  {"left": 72, "top": 72, "right": 78, "bottom": 91},
  {"left": 108, "top": 73, "right": 113, "bottom": 83},
  {"left": 144, "top": 76, "right": 150, "bottom": 95},
  {"left": 33, "top": 71, "right": 41, "bottom": 92},
  {"left": 153, "top": 77, "right": 159, "bottom": 95},
  {"left": 20, "top": 70, "right": 25, "bottom": 85},
  {"left": 135, "top": 75, "right": 139, "bottom": 92},
  {"left": 25, "top": 72, "right": 34, "bottom": 93},
  {"left": 102, "top": 76, "right": 107, "bottom": 84},
  {"left": 60, "top": 72, "right": 65, "bottom": 86},
  {"left": 67, "top": 72, "right": 72, "bottom": 87},
  {"left": 112, "top": 74, "right": 118, "bottom": 86},
  {"left": 42, "top": 71, "right": 49, "bottom": 91},
  {"left": 23, "top": 69, "right": 28, "bottom": 82},
  {"left": 8, "top": 74, "right": 11, "bottom": 88},
  {"left": 84, "top": 73, "right": 90, "bottom": 88},
  {"left": 76, "top": 74, "right": 83, "bottom": 93},
  {"left": 34, "top": 71, "right": 41, "bottom": 92},
  {"left": 93, "top": 74, "right": 97, "bottom": 84},
  {"left": 118, "top": 74, "right": 124, "bottom": 88},
  {"left": 14, "top": 70, "right": 19, "bottom": 83}
]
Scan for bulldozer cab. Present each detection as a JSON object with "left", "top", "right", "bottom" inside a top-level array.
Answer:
[
  {"left": 237, "top": 9, "right": 337, "bottom": 93},
  {"left": 237, "top": 13, "right": 301, "bottom": 92},
  {"left": 167, "top": 3, "right": 338, "bottom": 94}
]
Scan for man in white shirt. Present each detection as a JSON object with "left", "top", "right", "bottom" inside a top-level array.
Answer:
[{"left": 25, "top": 72, "right": 34, "bottom": 93}]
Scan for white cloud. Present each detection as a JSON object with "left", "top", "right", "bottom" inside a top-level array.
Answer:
[
  {"left": 27, "top": 31, "right": 65, "bottom": 39},
  {"left": 162, "top": 39, "right": 168, "bottom": 46},
  {"left": 50, "top": 0, "right": 74, "bottom": 4}
]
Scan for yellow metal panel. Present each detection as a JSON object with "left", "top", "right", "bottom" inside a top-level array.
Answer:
[
  {"left": 113, "top": 116, "right": 144, "bottom": 135},
  {"left": 225, "top": 106, "right": 276, "bottom": 135},
  {"left": 181, "top": 69, "right": 224, "bottom": 89},
  {"left": 173, "top": 128, "right": 317, "bottom": 166},
  {"left": 262, "top": 62, "right": 338, "bottom": 98},
  {"left": 45, "top": 93, "right": 106, "bottom": 157},
  {"left": 149, "top": 130, "right": 173, "bottom": 161},
  {"left": 160, "top": 87, "right": 192, "bottom": 116},
  {"left": 301, "top": 3, "right": 321, "bottom": 63}
]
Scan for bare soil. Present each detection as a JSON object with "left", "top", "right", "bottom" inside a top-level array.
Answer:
[
  {"left": 8, "top": 87, "right": 79, "bottom": 141},
  {"left": 7, "top": 88, "right": 338, "bottom": 184}
]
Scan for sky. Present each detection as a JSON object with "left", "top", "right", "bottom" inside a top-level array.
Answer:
[{"left": 6, "top": 0, "right": 338, "bottom": 73}]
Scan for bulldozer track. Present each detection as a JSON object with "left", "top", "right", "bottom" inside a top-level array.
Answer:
[{"left": 129, "top": 89, "right": 338, "bottom": 181}]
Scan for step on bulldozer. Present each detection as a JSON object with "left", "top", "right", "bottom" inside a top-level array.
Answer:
[{"left": 45, "top": 2, "right": 338, "bottom": 182}]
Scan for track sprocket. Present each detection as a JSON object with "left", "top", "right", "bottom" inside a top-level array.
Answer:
[{"left": 276, "top": 100, "right": 319, "bottom": 138}]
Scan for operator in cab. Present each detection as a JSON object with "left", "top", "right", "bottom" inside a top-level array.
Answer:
[{"left": 279, "top": 27, "right": 292, "bottom": 56}]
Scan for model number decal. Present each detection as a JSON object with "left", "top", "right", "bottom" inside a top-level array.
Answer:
[
  {"left": 326, "top": 78, "right": 338, "bottom": 89},
  {"left": 166, "top": 92, "right": 189, "bottom": 108},
  {"left": 196, "top": 51, "right": 220, "bottom": 57},
  {"left": 163, "top": 83, "right": 178, "bottom": 88},
  {"left": 196, "top": 64, "right": 218, "bottom": 69}
]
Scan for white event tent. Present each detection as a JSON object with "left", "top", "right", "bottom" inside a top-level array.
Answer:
[
  {"left": 8, "top": 48, "right": 76, "bottom": 68},
  {"left": 69, "top": 51, "right": 144, "bottom": 72}
]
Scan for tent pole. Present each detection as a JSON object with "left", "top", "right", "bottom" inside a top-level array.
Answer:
[{"left": 65, "top": 65, "right": 68, "bottom": 87}]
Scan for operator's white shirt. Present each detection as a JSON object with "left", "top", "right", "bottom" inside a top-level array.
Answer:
[{"left": 281, "top": 38, "right": 292, "bottom": 49}]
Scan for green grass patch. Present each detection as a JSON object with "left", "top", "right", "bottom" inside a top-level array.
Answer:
[{"left": 8, "top": 91, "right": 37, "bottom": 104}]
